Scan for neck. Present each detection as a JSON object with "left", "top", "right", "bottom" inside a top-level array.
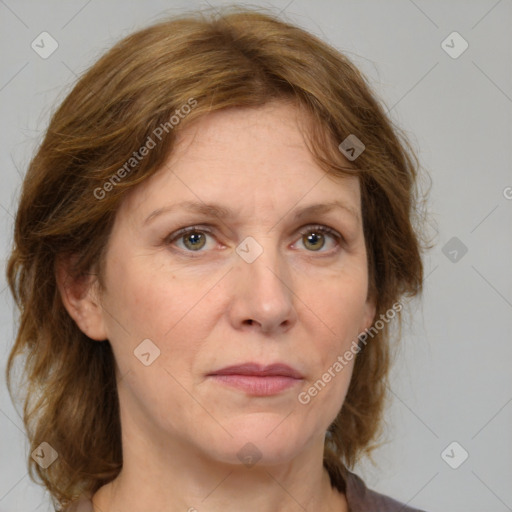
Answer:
[{"left": 92, "top": 441, "right": 348, "bottom": 512}]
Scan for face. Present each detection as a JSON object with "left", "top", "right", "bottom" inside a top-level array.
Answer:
[{"left": 85, "top": 101, "right": 375, "bottom": 468}]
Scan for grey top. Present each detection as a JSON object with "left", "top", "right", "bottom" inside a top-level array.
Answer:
[
  {"left": 344, "top": 469, "right": 428, "bottom": 512},
  {"left": 59, "top": 469, "right": 428, "bottom": 511}
]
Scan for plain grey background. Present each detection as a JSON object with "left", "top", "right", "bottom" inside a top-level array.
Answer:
[{"left": 1, "top": 1, "right": 511, "bottom": 511}]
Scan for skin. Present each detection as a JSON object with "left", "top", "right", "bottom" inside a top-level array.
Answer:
[{"left": 59, "top": 100, "right": 376, "bottom": 512}]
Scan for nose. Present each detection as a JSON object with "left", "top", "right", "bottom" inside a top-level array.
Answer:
[{"left": 227, "top": 236, "right": 298, "bottom": 335}]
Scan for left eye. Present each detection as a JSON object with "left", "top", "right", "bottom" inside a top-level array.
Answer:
[
  {"left": 166, "top": 225, "right": 341, "bottom": 254},
  {"left": 295, "top": 225, "right": 341, "bottom": 252}
]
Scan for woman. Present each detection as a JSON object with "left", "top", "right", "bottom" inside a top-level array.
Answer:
[{"left": 5, "top": 6, "right": 430, "bottom": 512}]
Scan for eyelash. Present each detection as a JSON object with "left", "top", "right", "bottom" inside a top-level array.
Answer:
[{"left": 164, "top": 224, "right": 343, "bottom": 256}]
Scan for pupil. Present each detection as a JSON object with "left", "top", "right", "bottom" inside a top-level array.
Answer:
[
  {"left": 187, "top": 232, "right": 203, "bottom": 248},
  {"left": 306, "top": 232, "right": 323, "bottom": 250}
]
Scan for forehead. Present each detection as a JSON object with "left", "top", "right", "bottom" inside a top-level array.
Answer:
[
  {"left": 166, "top": 101, "right": 314, "bottom": 170},
  {"left": 120, "top": 101, "right": 361, "bottom": 220}
]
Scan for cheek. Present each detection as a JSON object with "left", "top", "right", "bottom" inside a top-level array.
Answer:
[
  {"left": 291, "top": 267, "right": 369, "bottom": 413},
  {"left": 102, "top": 252, "right": 221, "bottom": 377},
  {"left": 104, "top": 251, "right": 191, "bottom": 337},
  {"left": 304, "top": 267, "right": 369, "bottom": 344}
]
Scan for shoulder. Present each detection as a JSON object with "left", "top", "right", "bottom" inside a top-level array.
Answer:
[{"left": 344, "top": 469, "right": 429, "bottom": 512}]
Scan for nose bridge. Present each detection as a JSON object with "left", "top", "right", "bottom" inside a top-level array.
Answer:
[
  {"left": 238, "top": 233, "right": 289, "bottom": 296},
  {"left": 232, "top": 232, "right": 296, "bottom": 331}
]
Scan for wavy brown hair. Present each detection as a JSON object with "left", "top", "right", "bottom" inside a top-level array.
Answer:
[{"left": 5, "top": 5, "right": 429, "bottom": 510}]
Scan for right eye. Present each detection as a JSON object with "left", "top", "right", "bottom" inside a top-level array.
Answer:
[{"left": 165, "top": 226, "right": 217, "bottom": 254}]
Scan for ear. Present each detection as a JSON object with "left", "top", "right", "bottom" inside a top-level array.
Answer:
[
  {"left": 55, "top": 256, "right": 108, "bottom": 341},
  {"left": 360, "top": 294, "right": 377, "bottom": 334}
]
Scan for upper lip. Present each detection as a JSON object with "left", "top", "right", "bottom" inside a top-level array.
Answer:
[{"left": 209, "top": 363, "right": 303, "bottom": 379}]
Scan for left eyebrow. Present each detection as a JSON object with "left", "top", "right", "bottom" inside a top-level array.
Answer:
[
  {"left": 143, "top": 199, "right": 360, "bottom": 226},
  {"left": 294, "top": 201, "right": 360, "bottom": 223}
]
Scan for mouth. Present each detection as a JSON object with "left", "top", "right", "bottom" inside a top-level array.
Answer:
[{"left": 207, "top": 363, "right": 304, "bottom": 396}]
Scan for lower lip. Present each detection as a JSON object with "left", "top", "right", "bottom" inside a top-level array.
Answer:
[{"left": 209, "top": 374, "right": 302, "bottom": 395}]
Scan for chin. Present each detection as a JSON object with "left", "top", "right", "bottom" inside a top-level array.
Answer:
[{"left": 200, "top": 416, "right": 311, "bottom": 467}]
